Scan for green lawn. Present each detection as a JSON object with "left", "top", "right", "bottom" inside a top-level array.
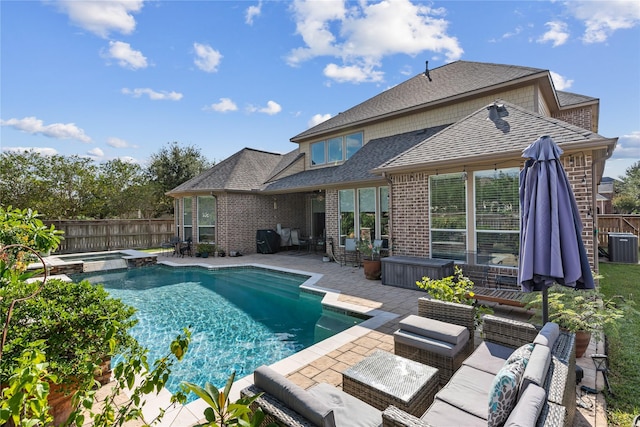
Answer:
[{"left": 598, "top": 261, "right": 640, "bottom": 426}]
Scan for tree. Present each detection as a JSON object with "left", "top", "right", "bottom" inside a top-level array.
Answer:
[
  {"left": 146, "top": 142, "right": 212, "bottom": 215},
  {"left": 612, "top": 161, "right": 640, "bottom": 214}
]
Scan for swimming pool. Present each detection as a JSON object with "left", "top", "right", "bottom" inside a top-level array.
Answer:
[{"left": 71, "top": 265, "right": 363, "bottom": 398}]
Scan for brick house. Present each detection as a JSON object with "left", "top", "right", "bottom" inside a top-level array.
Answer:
[{"left": 167, "top": 60, "right": 616, "bottom": 283}]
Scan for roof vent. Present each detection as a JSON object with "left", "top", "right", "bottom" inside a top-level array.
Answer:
[{"left": 424, "top": 61, "right": 432, "bottom": 82}]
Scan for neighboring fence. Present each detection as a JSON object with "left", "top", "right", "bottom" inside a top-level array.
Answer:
[
  {"left": 597, "top": 214, "right": 640, "bottom": 248},
  {"left": 45, "top": 219, "right": 175, "bottom": 254}
]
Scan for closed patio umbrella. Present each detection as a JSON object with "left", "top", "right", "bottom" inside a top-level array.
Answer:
[{"left": 518, "top": 135, "right": 594, "bottom": 324}]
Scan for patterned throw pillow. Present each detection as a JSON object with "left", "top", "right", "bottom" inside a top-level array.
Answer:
[
  {"left": 506, "top": 343, "right": 534, "bottom": 365},
  {"left": 488, "top": 359, "right": 526, "bottom": 427}
]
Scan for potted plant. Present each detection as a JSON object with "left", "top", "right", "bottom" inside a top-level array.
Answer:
[
  {"left": 523, "top": 285, "right": 628, "bottom": 357},
  {"left": 1, "top": 264, "right": 138, "bottom": 425},
  {"left": 198, "top": 242, "right": 215, "bottom": 258},
  {"left": 356, "top": 239, "right": 381, "bottom": 280}
]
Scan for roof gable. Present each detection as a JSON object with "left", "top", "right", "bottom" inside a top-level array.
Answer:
[
  {"left": 377, "top": 101, "right": 611, "bottom": 173},
  {"left": 292, "top": 61, "right": 549, "bottom": 141},
  {"left": 168, "top": 148, "right": 285, "bottom": 194}
]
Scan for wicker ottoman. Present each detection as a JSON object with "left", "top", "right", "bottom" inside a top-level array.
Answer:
[{"left": 342, "top": 350, "right": 439, "bottom": 417}]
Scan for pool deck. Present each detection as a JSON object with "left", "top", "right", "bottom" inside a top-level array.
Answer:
[{"left": 90, "top": 251, "right": 606, "bottom": 427}]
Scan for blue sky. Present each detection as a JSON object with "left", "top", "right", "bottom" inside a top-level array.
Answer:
[{"left": 1, "top": 1, "right": 639, "bottom": 179}]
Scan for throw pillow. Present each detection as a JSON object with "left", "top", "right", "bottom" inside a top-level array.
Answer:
[
  {"left": 488, "top": 359, "right": 526, "bottom": 427},
  {"left": 506, "top": 343, "right": 534, "bottom": 365}
]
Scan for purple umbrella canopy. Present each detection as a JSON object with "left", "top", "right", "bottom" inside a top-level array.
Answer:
[{"left": 518, "top": 136, "right": 595, "bottom": 323}]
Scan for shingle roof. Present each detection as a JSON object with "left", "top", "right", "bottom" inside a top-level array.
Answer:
[
  {"left": 556, "top": 90, "right": 598, "bottom": 107},
  {"left": 167, "top": 148, "right": 285, "bottom": 194},
  {"left": 376, "top": 101, "right": 611, "bottom": 173},
  {"left": 263, "top": 124, "right": 450, "bottom": 192},
  {"left": 292, "top": 61, "right": 549, "bottom": 141}
]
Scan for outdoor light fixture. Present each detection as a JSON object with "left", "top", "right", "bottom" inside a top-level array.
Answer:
[{"left": 591, "top": 354, "right": 612, "bottom": 395}]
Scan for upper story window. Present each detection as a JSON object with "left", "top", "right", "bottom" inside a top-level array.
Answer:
[{"left": 311, "top": 132, "right": 363, "bottom": 166}]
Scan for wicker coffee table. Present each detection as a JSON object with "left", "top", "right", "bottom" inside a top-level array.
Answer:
[{"left": 342, "top": 350, "right": 439, "bottom": 417}]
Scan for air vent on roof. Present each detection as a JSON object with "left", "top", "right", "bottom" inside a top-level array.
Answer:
[{"left": 424, "top": 61, "right": 432, "bottom": 82}]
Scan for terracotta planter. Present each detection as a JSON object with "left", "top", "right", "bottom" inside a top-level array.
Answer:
[
  {"left": 574, "top": 330, "right": 592, "bottom": 358},
  {"left": 362, "top": 259, "right": 381, "bottom": 280},
  {"left": 48, "top": 381, "right": 79, "bottom": 426}
]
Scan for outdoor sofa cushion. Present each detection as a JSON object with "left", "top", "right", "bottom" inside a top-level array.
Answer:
[
  {"left": 393, "top": 329, "right": 468, "bottom": 358},
  {"left": 399, "top": 315, "right": 469, "bottom": 345},
  {"left": 462, "top": 341, "right": 517, "bottom": 375},
  {"left": 533, "top": 322, "right": 560, "bottom": 348},
  {"left": 420, "top": 398, "right": 486, "bottom": 426},
  {"left": 307, "top": 383, "right": 382, "bottom": 427},
  {"left": 520, "top": 344, "right": 552, "bottom": 398},
  {"left": 487, "top": 358, "right": 527, "bottom": 427},
  {"left": 429, "top": 365, "right": 495, "bottom": 420},
  {"left": 254, "top": 366, "right": 336, "bottom": 427},
  {"left": 504, "top": 384, "right": 547, "bottom": 427}
]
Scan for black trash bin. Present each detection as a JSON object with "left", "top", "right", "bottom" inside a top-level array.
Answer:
[{"left": 256, "top": 229, "right": 280, "bottom": 254}]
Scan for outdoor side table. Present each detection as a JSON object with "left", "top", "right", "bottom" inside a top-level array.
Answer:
[{"left": 342, "top": 350, "right": 439, "bottom": 417}]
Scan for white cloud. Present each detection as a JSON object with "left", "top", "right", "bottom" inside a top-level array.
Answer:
[
  {"left": 246, "top": 2, "right": 262, "bottom": 25},
  {"left": 287, "top": 0, "right": 463, "bottom": 83},
  {"left": 55, "top": 0, "right": 144, "bottom": 38},
  {"left": 193, "top": 43, "right": 223, "bottom": 73},
  {"left": 308, "top": 113, "right": 332, "bottom": 127},
  {"left": 549, "top": 71, "right": 574, "bottom": 91},
  {"left": 537, "top": 21, "right": 570, "bottom": 47},
  {"left": 1, "top": 146, "right": 59, "bottom": 156},
  {"left": 205, "top": 98, "right": 238, "bottom": 113},
  {"left": 612, "top": 131, "right": 640, "bottom": 159},
  {"left": 324, "top": 63, "right": 384, "bottom": 83},
  {"left": 0, "top": 116, "right": 91, "bottom": 142},
  {"left": 87, "top": 147, "right": 105, "bottom": 158},
  {"left": 107, "top": 137, "right": 136, "bottom": 149},
  {"left": 247, "top": 100, "right": 282, "bottom": 115},
  {"left": 117, "top": 156, "right": 139, "bottom": 164},
  {"left": 122, "top": 88, "right": 183, "bottom": 101},
  {"left": 565, "top": 0, "right": 640, "bottom": 43},
  {"left": 103, "top": 41, "right": 148, "bottom": 69}
]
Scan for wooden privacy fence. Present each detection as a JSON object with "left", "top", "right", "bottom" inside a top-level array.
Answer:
[
  {"left": 45, "top": 219, "right": 175, "bottom": 254},
  {"left": 597, "top": 214, "right": 640, "bottom": 247}
]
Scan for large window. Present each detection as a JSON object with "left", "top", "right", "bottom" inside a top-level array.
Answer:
[
  {"left": 428, "top": 168, "right": 520, "bottom": 266},
  {"left": 183, "top": 197, "right": 193, "bottom": 240},
  {"left": 339, "top": 189, "right": 355, "bottom": 245},
  {"left": 380, "top": 187, "right": 389, "bottom": 240},
  {"left": 338, "top": 186, "right": 388, "bottom": 246},
  {"left": 311, "top": 132, "right": 363, "bottom": 166},
  {"left": 474, "top": 168, "right": 519, "bottom": 266},
  {"left": 197, "top": 196, "right": 216, "bottom": 243},
  {"left": 429, "top": 173, "right": 467, "bottom": 261},
  {"left": 358, "top": 188, "right": 376, "bottom": 241}
]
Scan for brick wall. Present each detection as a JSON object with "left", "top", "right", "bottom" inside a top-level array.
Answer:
[
  {"left": 215, "top": 192, "right": 307, "bottom": 254},
  {"left": 552, "top": 106, "right": 595, "bottom": 133},
  {"left": 389, "top": 172, "right": 430, "bottom": 257}
]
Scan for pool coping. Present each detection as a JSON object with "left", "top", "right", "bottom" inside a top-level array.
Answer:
[{"left": 133, "top": 261, "right": 399, "bottom": 426}]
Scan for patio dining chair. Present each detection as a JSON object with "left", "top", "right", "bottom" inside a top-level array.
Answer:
[
  {"left": 291, "top": 229, "right": 310, "bottom": 253},
  {"left": 341, "top": 238, "right": 360, "bottom": 267}
]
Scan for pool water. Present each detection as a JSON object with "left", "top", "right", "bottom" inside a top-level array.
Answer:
[{"left": 71, "top": 265, "right": 362, "bottom": 397}]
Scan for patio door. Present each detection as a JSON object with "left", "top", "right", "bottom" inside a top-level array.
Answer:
[{"left": 311, "top": 196, "right": 325, "bottom": 239}]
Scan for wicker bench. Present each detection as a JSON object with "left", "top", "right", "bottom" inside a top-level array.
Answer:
[{"left": 393, "top": 298, "right": 475, "bottom": 384}]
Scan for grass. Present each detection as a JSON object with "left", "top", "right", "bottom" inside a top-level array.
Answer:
[{"left": 598, "top": 261, "right": 640, "bottom": 426}]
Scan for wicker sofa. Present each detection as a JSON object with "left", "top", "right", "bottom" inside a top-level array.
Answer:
[{"left": 384, "top": 314, "right": 577, "bottom": 427}]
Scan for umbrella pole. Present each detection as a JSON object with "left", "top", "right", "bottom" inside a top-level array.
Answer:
[{"left": 542, "top": 288, "right": 549, "bottom": 324}]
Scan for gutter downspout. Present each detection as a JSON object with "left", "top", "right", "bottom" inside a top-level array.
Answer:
[{"left": 382, "top": 172, "right": 393, "bottom": 256}]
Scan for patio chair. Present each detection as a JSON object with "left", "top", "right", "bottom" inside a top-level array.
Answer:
[
  {"left": 161, "top": 236, "right": 180, "bottom": 256},
  {"left": 291, "top": 229, "right": 309, "bottom": 252},
  {"left": 179, "top": 237, "right": 193, "bottom": 257},
  {"left": 340, "top": 238, "right": 360, "bottom": 267}
]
